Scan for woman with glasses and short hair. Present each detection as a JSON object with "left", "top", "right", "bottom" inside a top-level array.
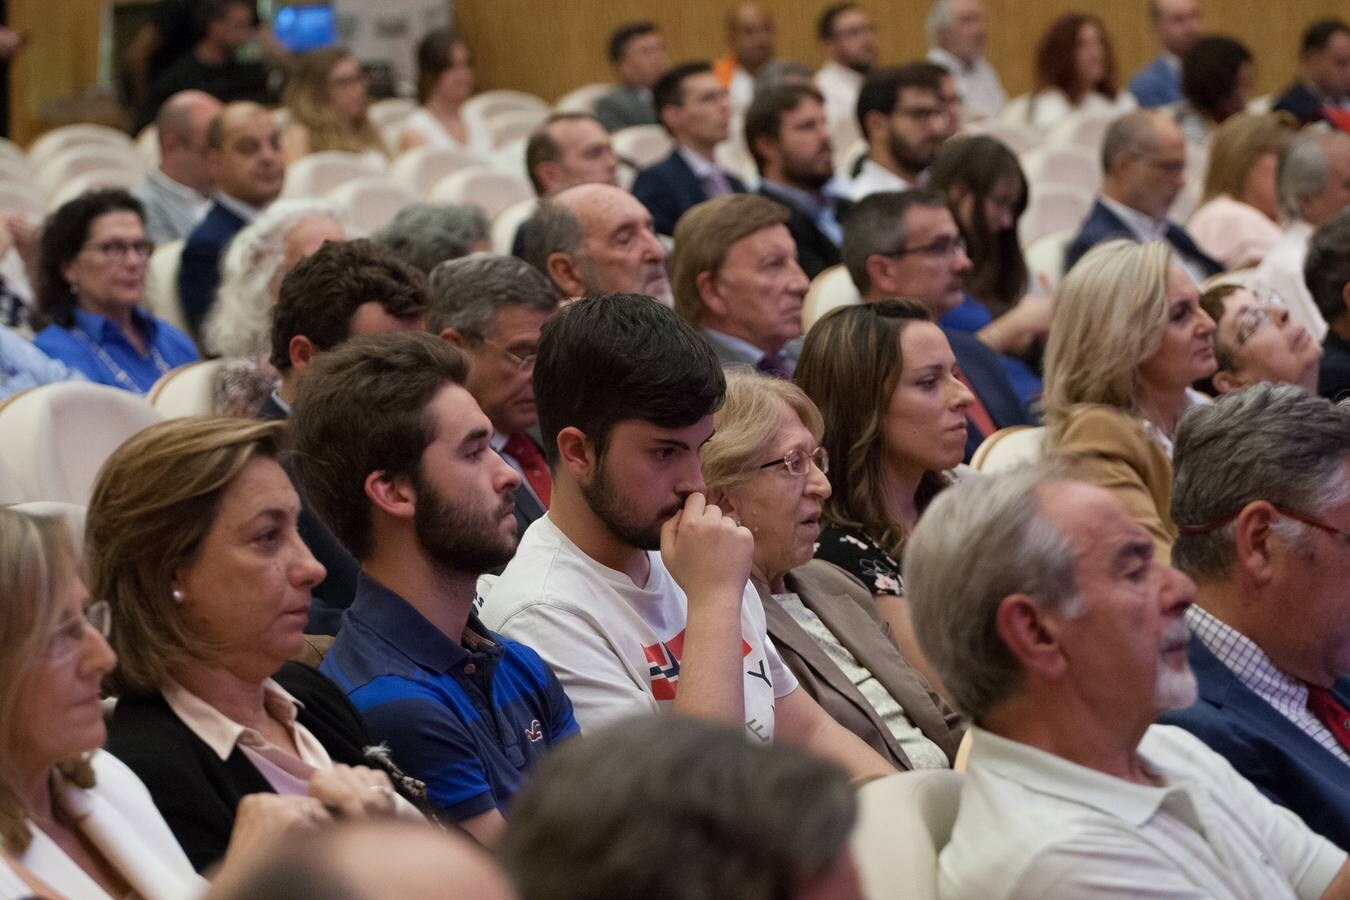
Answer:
[
  {"left": 32, "top": 189, "right": 198, "bottom": 393},
  {"left": 1198, "top": 282, "right": 1322, "bottom": 395}
]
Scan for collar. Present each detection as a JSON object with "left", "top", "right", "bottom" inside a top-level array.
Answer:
[
  {"left": 1186, "top": 605, "right": 1310, "bottom": 707},
  {"left": 72, "top": 306, "right": 155, "bottom": 343},
  {"left": 677, "top": 144, "right": 719, "bottom": 179},
  {"left": 760, "top": 178, "right": 835, "bottom": 215},
  {"left": 162, "top": 677, "right": 305, "bottom": 762},
  {"left": 818, "top": 61, "right": 864, "bottom": 87},
  {"left": 856, "top": 158, "right": 912, "bottom": 191},
  {"left": 268, "top": 390, "right": 292, "bottom": 416},
  {"left": 149, "top": 168, "right": 210, "bottom": 203},
  {"left": 701, "top": 325, "right": 777, "bottom": 361},
  {"left": 212, "top": 192, "right": 263, "bottom": 224},
  {"left": 350, "top": 572, "right": 500, "bottom": 674},
  {"left": 927, "top": 46, "right": 977, "bottom": 76},
  {"left": 1100, "top": 195, "right": 1167, "bottom": 241},
  {"left": 1159, "top": 51, "right": 1182, "bottom": 73},
  {"left": 491, "top": 431, "right": 509, "bottom": 452}
]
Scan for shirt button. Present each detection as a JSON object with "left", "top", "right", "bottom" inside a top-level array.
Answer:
[{"left": 464, "top": 663, "right": 476, "bottom": 674}]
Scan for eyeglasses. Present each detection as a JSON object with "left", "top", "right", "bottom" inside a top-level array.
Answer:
[
  {"left": 44, "top": 600, "right": 111, "bottom": 662},
  {"left": 481, "top": 339, "right": 537, "bottom": 371},
  {"left": 1177, "top": 505, "right": 1350, "bottom": 544},
  {"left": 1232, "top": 303, "right": 1273, "bottom": 347},
  {"left": 882, "top": 235, "right": 966, "bottom": 260},
  {"left": 758, "top": 446, "right": 829, "bottom": 477},
  {"left": 83, "top": 239, "right": 154, "bottom": 261}
]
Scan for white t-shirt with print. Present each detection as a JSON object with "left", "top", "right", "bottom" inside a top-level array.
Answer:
[{"left": 480, "top": 513, "right": 798, "bottom": 742}]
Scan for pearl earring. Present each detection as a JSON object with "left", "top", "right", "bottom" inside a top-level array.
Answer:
[{"left": 172, "top": 587, "right": 184, "bottom": 602}]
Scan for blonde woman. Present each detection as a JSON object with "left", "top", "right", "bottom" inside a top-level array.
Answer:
[
  {"left": 1188, "top": 112, "right": 1299, "bottom": 269},
  {"left": 1042, "top": 239, "right": 1217, "bottom": 560},
  {"left": 282, "top": 47, "right": 388, "bottom": 164}
]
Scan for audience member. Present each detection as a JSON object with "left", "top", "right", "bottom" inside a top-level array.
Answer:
[
  {"left": 92, "top": 418, "right": 419, "bottom": 872},
  {"left": 671, "top": 194, "right": 808, "bottom": 374},
  {"left": 1189, "top": 111, "right": 1298, "bottom": 269},
  {"left": 178, "top": 101, "right": 286, "bottom": 337},
  {"left": 1004, "top": 13, "right": 1134, "bottom": 129},
  {"left": 282, "top": 47, "right": 387, "bottom": 164},
  {"left": 0, "top": 216, "right": 36, "bottom": 333},
  {"left": 373, "top": 203, "right": 488, "bottom": 273},
  {"left": 850, "top": 64, "right": 949, "bottom": 201},
  {"left": 122, "top": 0, "right": 211, "bottom": 110},
  {"left": 715, "top": 2, "right": 776, "bottom": 112},
  {"left": 1273, "top": 19, "right": 1350, "bottom": 128},
  {"left": 1164, "top": 384, "right": 1350, "bottom": 849},
  {"left": 701, "top": 369, "right": 964, "bottom": 768},
  {"left": 756, "top": 59, "right": 816, "bottom": 93},
  {"left": 289, "top": 333, "right": 576, "bottom": 846},
  {"left": 481, "top": 295, "right": 894, "bottom": 778},
  {"left": 1308, "top": 209, "right": 1350, "bottom": 399},
  {"left": 903, "top": 466, "right": 1350, "bottom": 898},
  {"left": 815, "top": 3, "right": 876, "bottom": 152},
  {"left": 1171, "top": 35, "right": 1253, "bottom": 147},
  {"left": 133, "top": 0, "right": 269, "bottom": 135},
  {"left": 0, "top": 324, "right": 84, "bottom": 398},
  {"left": 32, "top": 189, "right": 197, "bottom": 393},
  {"left": 744, "top": 83, "right": 844, "bottom": 277},
  {"left": 1197, "top": 283, "right": 1320, "bottom": 394},
  {"left": 501, "top": 716, "right": 865, "bottom": 900},
  {"left": 524, "top": 112, "right": 619, "bottom": 198},
  {"left": 926, "top": 0, "right": 1005, "bottom": 122},
  {"left": 1065, "top": 110, "right": 1222, "bottom": 282},
  {"left": 521, "top": 183, "right": 672, "bottom": 305},
  {"left": 132, "top": 90, "right": 222, "bottom": 244},
  {"left": 430, "top": 255, "right": 561, "bottom": 538},
  {"left": 842, "top": 189, "right": 1035, "bottom": 446},
  {"left": 399, "top": 28, "right": 491, "bottom": 155},
  {"left": 1042, "top": 239, "right": 1216, "bottom": 559},
  {"left": 1129, "top": 0, "right": 1204, "bottom": 108},
  {"left": 264, "top": 239, "right": 429, "bottom": 634},
  {"left": 1258, "top": 130, "right": 1350, "bottom": 339},
  {"left": 595, "top": 22, "right": 668, "bottom": 132},
  {"left": 632, "top": 61, "right": 744, "bottom": 236}
]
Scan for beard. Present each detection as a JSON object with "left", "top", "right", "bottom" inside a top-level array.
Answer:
[
  {"left": 782, "top": 152, "right": 833, "bottom": 192},
  {"left": 413, "top": 469, "right": 518, "bottom": 575},
  {"left": 580, "top": 457, "right": 683, "bottom": 551},
  {"left": 888, "top": 130, "right": 937, "bottom": 177},
  {"left": 1154, "top": 620, "right": 1199, "bottom": 711}
]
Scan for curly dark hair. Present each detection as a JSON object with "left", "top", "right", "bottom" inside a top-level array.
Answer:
[
  {"left": 35, "top": 188, "right": 145, "bottom": 329},
  {"left": 1034, "top": 13, "right": 1117, "bottom": 103}
]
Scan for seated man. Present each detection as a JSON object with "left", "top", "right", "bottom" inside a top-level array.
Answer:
[
  {"left": 291, "top": 332, "right": 578, "bottom": 846},
  {"left": 514, "top": 112, "right": 620, "bottom": 257},
  {"left": 926, "top": 0, "right": 1006, "bottom": 121},
  {"left": 1309, "top": 210, "right": 1350, "bottom": 400},
  {"left": 850, "top": 63, "right": 949, "bottom": 201},
  {"left": 1127, "top": 0, "right": 1203, "bottom": 108},
  {"left": 480, "top": 294, "right": 893, "bottom": 780},
  {"left": 902, "top": 466, "right": 1350, "bottom": 898},
  {"left": 1164, "top": 383, "right": 1350, "bottom": 850},
  {"left": 632, "top": 62, "right": 745, "bottom": 236},
  {"left": 670, "top": 194, "right": 809, "bottom": 375},
  {"left": 521, "top": 183, "right": 673, "bottom": 306},
  {"left": 1198, "top": 282, "right": 1321, "bottom": 395},
  {"left": 595, "top": 22, "right": 668, "bottom": 133},
  {"left": 715, "top": 2, "right": 777, "bottom": 113},
  {"left": 1273, "top": 19, "right": 1350, "bottom": 128},
  {"left": 1065, "top": 111, "right": 1222, "bottom": 283},
  {"left": 815, "top": 3, "right": 877, "bottom": 154},
  {"left": 265, "top": 239, "right": 429, "bottom": 634},
  {"left": 131, "top": 90, "right": 221, "bottom": 244},
  {"left": 430, "top": 255, "right": 561, "bottom": 539}
]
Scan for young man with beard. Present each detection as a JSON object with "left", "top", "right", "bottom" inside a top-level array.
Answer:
[
  {"left": 850, "top": 64, "right": 951, "bottom": 202},
  {"left": 290, "top": 332, "right": 578, "bottom": 847},
  {"left": 481, "top": 294, "right": 895, "bottom": 779}
]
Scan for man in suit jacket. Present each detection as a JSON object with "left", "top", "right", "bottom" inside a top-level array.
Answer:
[
  {"left": 1065, "top": 110, "right": 1222, "bottom": 282},
  {"left": 595, "top": 22, "right": 668, "bottom": 132},
  {"left": 1127, "top": 0, "right": 1203, "bottom": 108},
  {"left": 745, "top": 82, "right": 847, "bottom": 278},
  {"left": 632, "top": 62, "right": 746, "bottom": 236},
  {"left": 429, "top": 254, "right": 560, "bottom": 543},
  {"left": 178, "top": 101, "right": 285, "bottom": 338},
  {"left": 1273, "top": 19, "right": 1350, "bottom": 128},
  {"left": 1162, "top": 384, "right": 1350, "bottom": 850}
]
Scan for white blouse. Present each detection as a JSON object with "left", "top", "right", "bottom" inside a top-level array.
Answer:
[{"left": 400, "top": 107, "right": 493, "bottom": 155}]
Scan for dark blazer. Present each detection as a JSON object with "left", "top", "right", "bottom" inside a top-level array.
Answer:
[
  {"left": 1064, "top": 199, "right": 1223, "bottom": 279},
  {"left": 1160, "top": 637, "right": 1350, "bottom": 850},
  {"left": 595, "top": 85, "right": 657, "bottom": 133},
  {"left": 1319, "top": 331, "right": 1350, "bottom": 403},
  {"left": 758, "top": 560, "right": 964, "bottom": 769},
  {"left": 631, "top": 150, "right": 747, "bottom": 236},
  {"left": 178, "top": 201, "right": 247, "bottom": 338},
  {"left": 756, "top": 184, "right": 845, "bottom": 279},
  {"left": 1273, "top": 81, "right": 1331, "bottom": 127},
  {"left": 943, "top": 326, "right": 1034, "bottom": 460},
  {"left": 105, "top": 663, "right": 378, "bottom": 872},
  {"left": 260, "top": 394, "right": 360, "bottom": 635}
]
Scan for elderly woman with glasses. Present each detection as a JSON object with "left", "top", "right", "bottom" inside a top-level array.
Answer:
[
  {"left": 32, "top": 189, "right": 198, "bottom": 393},
  {"left": 701, "top": 369, "right": 964, "bottom": 770},
  {"left": 1198, "top": 283, "right": 1322, "bottom": 395}
]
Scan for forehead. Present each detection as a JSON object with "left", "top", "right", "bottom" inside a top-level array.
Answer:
[
  {"left": 610, "top": 414, "right": 715, "bottom": 446},
  {"left": 576, "top": 190, "right": 649, "bottom": 234},
  {"left": 902, "top": 204, "right": 958, "bottom": 240},
  {"left": 725, "top": 223, "right": 794, "bottom": 264},
  {"left": 627, "top": 32, "right": 663, "bottom": 54},
  {"left": 1218, "top": 287, "right": 1257, "bottom": 323},
  {"left": 682, "top": 72, "right": 722, "bottom": 97},
  {"left": 899, "top": 321, "right": 954, "bottom": 366},
  {"left": 1165, "top": 264, "right": 1197, "bottom": 303},
  {"left": 782, "top": 97, "right": 825, "bottom": 123},
  {"left": 834, "top": 8, "right": 870, "bottom": 32},
  {"left": 222, "top": 109, "right": 279, "bottom": 144},
  {"left": 88, "top": 210, "right": 145, "bottom": 237},
  {"left": 1040, "top": 481, "right": 1149, "bottom": 570},
  {"left": 551, "top": 117, "right": 608, "bottom": 148},
  {"left": 896, "top": 85, "right": 941, "bottom": 107},
  {"left": 426, "top": 382, "right": 490, "bottom": 443},
  {"left": 219, "top": 456, "right": 297, "bottom": 514}
]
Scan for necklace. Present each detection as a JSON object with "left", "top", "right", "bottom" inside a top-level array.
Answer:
[{"left": 70, "top": 323, "right": 170, "bottom": 392}]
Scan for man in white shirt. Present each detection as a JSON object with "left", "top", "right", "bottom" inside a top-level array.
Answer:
[
  {"left": 902, "top": 466, "right": 1350, "bottom": 899},
  {"left": 925, "top": 0, "right": 1005, "bottom": 122},
  {"left": 716, "top": 2, "right": 776, "bottom": 113},
  {"left": 1258, "top": 131, "right": 1350, "bottom": 340},
  {"left": 850, "top": 64, "right": 950, "bottom": 202},
  {"left": 481, "top": 294, "right": 894, "bottom": 779},
  {"left": 815, "top": 3, "right": 876, "bottom": 154},
  {"left": 131, "top": 90, "right": 221, "bottom": 244}
]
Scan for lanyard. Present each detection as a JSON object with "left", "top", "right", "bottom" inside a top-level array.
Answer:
[{"left": 71, "top": 323, "right": 170, "bottom": 392}]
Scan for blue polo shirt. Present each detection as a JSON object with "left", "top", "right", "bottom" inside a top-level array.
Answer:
[
  {"left": 320, "top": 574, "right": 579, "bottom": 821},
  {"left": 34, "top": 307, "right": 198, "bottom": 394}
]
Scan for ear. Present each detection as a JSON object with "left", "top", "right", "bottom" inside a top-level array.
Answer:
[
  {"left": 546, "top": 252, "right": 587, "bottom": 298},
  {"left": 863, "top": 254, "right": 892, "bottom": 297},
  {"left": 1341, "top": 281, "right": 1350, "bottom": 319},
  {"left": 1211, "top": 368, "right": 1246, "bottom": 395},
  {"left": 363, "top": 469, "right": 417, "bottom": 522},
  {"left": 994, "top": 593, "right": 1068, "bottom": 680},
  {"left": 534, "top": 160, "right": 562, "bottom": 195},
  {"left": 555, "top": 426, "right": 597, "bottom": 481},
  {"left": 705, "top": 485, "right": 736, "bottom": 516},
  {"left": 288, "top": 334, "right": 319, "bottom": 375},
  {"left": 695, "top": 269, "right": 729, "bottom": 319},
  {"left": 750, "top": 133, "right": 777, "bottom": 171},
  {"left": 60, "top": 258, "right": 79, "bottom": 289},
  {"left": 1233, "top": 500, "right": 1279, "bottom": 586},
  {"left": 863, "top": 109, "right": 887, "bottom": 143},
  {"left": 439, "top": 327, "right": 469, "bottom": 349}
]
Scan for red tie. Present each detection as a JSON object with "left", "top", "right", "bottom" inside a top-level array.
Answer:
[
  {"left": 1307, "top": 685, "right": 1350, "bottom": 753},
  {"left": 502, "top": 433, "right": 552, "bottom": 507}
]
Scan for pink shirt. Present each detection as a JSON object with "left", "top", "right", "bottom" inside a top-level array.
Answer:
[{"left": 1188, "top": 195, "right": 1283, "bottom": 271}]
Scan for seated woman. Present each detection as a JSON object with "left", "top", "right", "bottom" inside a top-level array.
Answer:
[
  {"left": 1170, "top": 36, "right": 1253, "bottom": 147},
  {"left": 282, "top": 47, "right": 388, "bottom": 164},
  {"left": 91, "top": 417, "right": 419, "bottom": 872},
  {"left": 1198, "top": 282, "right": 1321, "bottom": 394},
  {"left": 1188, "top": 112, "right": 1298, "bottom": 270},
  {"left": 399, "top": 28, "right": 492, "bottom": 155},
  {"left": 1042, "top": 239, "right": 1217, "bottom": 561},
  {"left": 1001, "top": 14, "right": 1134, "bottom": 129},
  {"left": 702, "top": 370, "right": 964, "bottom": 770},
  {"left": 32, "top": 189, "right": 198, "bottom": 393},
  {"left": 795, "top": 299, "right": 973, "bottom": 696}
]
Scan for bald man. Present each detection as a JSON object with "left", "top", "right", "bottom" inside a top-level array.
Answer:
[
  {"left": 132, "top": 90, "right": 222, "bottom": 244},
  {"left": 715, "top": 2, "right": 777, "bottom": 111}
]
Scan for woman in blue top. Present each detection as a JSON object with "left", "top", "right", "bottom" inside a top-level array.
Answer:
[{"left": 33, "top": 189, "right": 197, "bottom": 393}]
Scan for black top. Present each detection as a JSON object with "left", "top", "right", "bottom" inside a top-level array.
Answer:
[
  {"left": 1319, "top": 330, "right": 1350, "bottom": 403},
  {"left": 134, "top": 51, "right": 270, "bottom": 133},
  {"left": 1272, "top": 81, "right": 1332, "bottom": 128},
  {"left": 813, "top": 523, "right": 904, "bottom": 597}
]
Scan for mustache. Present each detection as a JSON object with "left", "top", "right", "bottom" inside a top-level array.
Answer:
[{"left": 1159, "top": 618, "right": 1191, "bottom": 652}]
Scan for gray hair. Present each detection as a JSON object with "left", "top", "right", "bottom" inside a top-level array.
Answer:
[
  {"left": 1306, "top": 208, "right": 1350, "bottom": 329},
  {"left": 926, "top": 0, "right": 955, "bottom": 48},
  {"left": 521, "top": 199, "right": 586, "bottom": 277},
  {"left": 903, "top": 466, "right": 1082, "bottom": 722},
  {"left": 1171, "top": 383, "right": 1350, "bottom": 580},
  {"left": 203, "top": 198, "right": 346, "bottom": 358},
  {"left": 1101, "top": 110, "right": 1162, "bottom": 174},
  {"left": 753, "top": 60, "right": 815, "bottom": 94},
  {"left": 426, "top": 254, "right": 559, "bottom": 337},
  {"left": 1277, "top": 131, "right": 1341, "bottom": 223},
  {"left": 373, "top": 203, "right": 489, "bottom": 274},
  {"left": 841, "top": 188, "right": 948, "bottom": 296}
]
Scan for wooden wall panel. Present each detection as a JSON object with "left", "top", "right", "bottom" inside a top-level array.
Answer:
[{"left": 10, "top": 0, "right": 104, "bottom": 145}]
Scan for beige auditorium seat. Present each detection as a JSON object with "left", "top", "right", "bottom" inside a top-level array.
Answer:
[
  {"left": 488, "top": 108, "right": 549, "bottom": 149},
  {"left": 143, "top": 239, "right": 188, "bottom": 334},
  {"left": 555, "top": 82, "right": 612, "bottom": 114},
  {"left": 135, "top": 124, "right": 161, "bottom": 170},
  {"left": 611, "top": 125, "right": 673, "bottom": 170},
  {"left": 0, "top": 136, "right": 26, "bottom": 166},
  {"left": 281, "top": 151, "right": 385, "bottom": 199},
  {"left": 1019, "top": 144, "right": 1101, "bottom": 196},
  {"left": 48, "top": 169, "right": 144, "bottom": 211},
  {"left": 801, "top": 264, "right": 862, "bottom": 333},
  {"left": 0, "top": 455, "right": 27, "bottom": 504},
  {"left": 1024, "top": 227, "right": 1075, "bottom": 293},
  {"left": 368, "top": 97, "right": 416, "bottom": 131},
  {"left": 147, "top": 359, "right": 227, "bottom": 417},
  {"left": 491, "top": 197, "right": 537, "bottom": 256},
  {"left": 1046, "top": 112, "right": 1118, "bottom": 153},
  {"left": 970, "top": 425, "right": 1046, "bottom": 472},
  {"left": 327, "top": 176, "right": 417, "bottom": 236},
  {"left": 0, "top": 153, "right": 33, "bottom": 184},
  {"left": 0, "top": 382, "right": 163, "bottom": 504},
  {"left": 428, "top": 167, "right": 534, "bottom": 221},
  {"left": 28, "top": 124, "right": 136, "bottom": 170},
  {"left": 962, "top": 118, "right": 1041, "bottom": 156},
  {"left": 35, "top": 143, "right": 145, "bottom": 194},
  {"left": 388, "top": 144, "right": 489, "bottom": 197},
  {"left": 1018, "top": 184, "right": 1093, "bottom": 247},
  {"left": 851, "top": 769, "right": 964, "bottom": 900},
  {"left": 0, "top": 181, "right": 47, "bottom": 222},
  {"left": 463, "top": 90, "right": 549, "bottom": 130}
]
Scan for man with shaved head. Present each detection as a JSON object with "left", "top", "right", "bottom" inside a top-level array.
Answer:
[
  {"left": 1129, "top": 0, "right": 1204, "bottom": 108},
  {"left": 521, "top": 183, "right": 673, "bottom": 306},
  {"left": 715, "top": 2, "right": 777, "bottom": 112},
  {"left": 132, "top": 90, "right": 222, "bottom": 244}
]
